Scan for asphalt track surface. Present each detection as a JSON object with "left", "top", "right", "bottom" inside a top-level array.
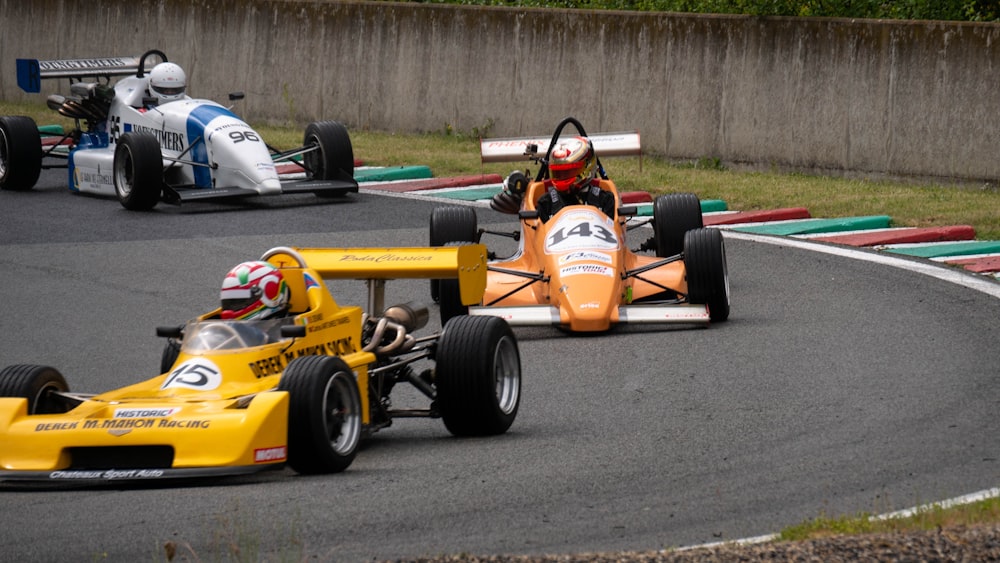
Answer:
[{"left": 1, "top": 169, "right": 998, "bottom": 561}]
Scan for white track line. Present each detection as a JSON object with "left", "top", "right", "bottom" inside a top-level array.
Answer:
[
  {"left": 677, "top": 486, "right": 1000, "bottom": 551},
  {"left": 725, "top": 231, "right": 1000, "bottom": 299}
]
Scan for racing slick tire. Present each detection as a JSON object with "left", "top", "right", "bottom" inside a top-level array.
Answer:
[
  {"left": 429, "top": 205, "right": 478, "bottom": 302},
  {"left": 304, "top": 121, "right": 354, "bottom": 193},
  {"left": 437, "top": 277, "right": 467, "bottom": 327},
  {"left": 435, "top": 316, "right": 521, "bottom": 437},
  {"left": 114, "top": 132, "right": 163, "bottom": 211},
  {"left": 279, "top": 356, "right": 362, "bottom": 474},
  {"left": 653, "top": 192, "right": 703, "bottom": 258},
  {"left": 0, "top": 116, "right": 43, "bottom": 191},
  {"left": 0, "top": 364, "right": 70, "bottom": 414},
  {"left": 684, "top": 227, "right": 730, "bottom": 322}
]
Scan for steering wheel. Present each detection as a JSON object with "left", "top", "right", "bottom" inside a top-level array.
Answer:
[{"left": 136, "top": 49, "right": 169, "bottom": 78}]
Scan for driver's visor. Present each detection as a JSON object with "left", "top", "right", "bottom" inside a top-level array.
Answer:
[
  {"left": 221, "top": 297, "right": 258, "bottom": 312},
  {"left": 550, "top": 162, "right": 584, "bottom": 180},
  {"left": 152, "top": 85, "right": 184, "bottom": 96},
  {"left": 220, "top": 287, "right": 257, "bottom": 313}
]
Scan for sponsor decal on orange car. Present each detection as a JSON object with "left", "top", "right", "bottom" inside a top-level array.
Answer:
[
  {"left": 559, "top": 251, "right": 613, "bottom": 265},
  {"left": 559, "top": 264, "right": 615, "bottom": 278}
]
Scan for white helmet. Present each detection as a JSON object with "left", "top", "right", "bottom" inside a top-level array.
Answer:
[{"left": 148, "top": 62, "right": 186, "bottom": 103}]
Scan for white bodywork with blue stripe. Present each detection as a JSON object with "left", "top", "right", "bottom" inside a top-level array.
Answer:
[
  {"left": 12, "top": 51, "right": 357, "bottom": 209},
  {"left": 69, "top": 74, "right": 280, "bottom": 197}
]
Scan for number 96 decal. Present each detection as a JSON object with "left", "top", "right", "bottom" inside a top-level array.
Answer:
[
  {"left": 545, "top": 210, "right": 619, "bottom": 253},
  {"left": 228, "top": 130, "right": 261, "bottom": 143}
]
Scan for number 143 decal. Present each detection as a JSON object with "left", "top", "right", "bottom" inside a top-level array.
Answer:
[{"left": 545, "top": 212, "right": 619, "bottom": 253}]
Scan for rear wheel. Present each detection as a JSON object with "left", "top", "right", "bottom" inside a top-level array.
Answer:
[
  {"left": 429, "top": 205, "right": 478, "bottom": 302},
  {"left": 653, "top": 192, "right": 703, "bottom": 257},
  {"left": 684, "top": 228, "right": 730, "bottom": 322},
  {"left": 0, "top": 116, "right": 42, "bottom": 191},
  {"left": 304, "top": 121, "right": 354, "bottom": 185},
  {"left": 114, "top": 132, "right": 163, "bottom": 210},
  {"left": 435, "top": 316, "right": 521, "bottom": 436},
  {"left": 279, "top": 356, "right": 362, "bottom": 474},
  {"left": 0, "top": 364, "right": 70, "bottom": 414}
]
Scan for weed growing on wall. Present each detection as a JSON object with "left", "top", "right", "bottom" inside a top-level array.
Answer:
[{"left": 380, "top": 0, "right": 999, "bottom": 22}]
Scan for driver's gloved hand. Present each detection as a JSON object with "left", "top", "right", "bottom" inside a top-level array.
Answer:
[{"left": 490, "top": 170, "right": 529, "bottom": 214}]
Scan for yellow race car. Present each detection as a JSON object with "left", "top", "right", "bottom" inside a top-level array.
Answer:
[{"left": 0, "top": 245, "right": 521, "bottom": 482}]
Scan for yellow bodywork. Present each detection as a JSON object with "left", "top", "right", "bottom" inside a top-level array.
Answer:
[{"left": 0, "top": 245, "right": 486, "bottom": 480}]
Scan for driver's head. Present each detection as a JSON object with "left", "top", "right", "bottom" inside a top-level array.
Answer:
[
  {"left": 548, "top": 136, "right": 596, "bottom": 193},
  {"left": 148, "top": 62, "right": 186, "bottom": 104},
  {"left": 220, "top": 261, "right": 290, "bottom": 320}
]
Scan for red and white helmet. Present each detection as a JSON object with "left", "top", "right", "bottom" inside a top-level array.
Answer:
[
  {"left": 219, "top": 261, "right": 290, "bottom": 320},
  {"left": 548, "top": 136, "right": 596, "bottom": 192},
  {"left": 148, "top": 62, "right": 186, "bottom": 103}
]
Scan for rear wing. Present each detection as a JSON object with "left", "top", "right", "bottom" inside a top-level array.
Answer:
[
  {"left": 16, "top": 56, "right": 143, "bottom": 93},
  {"left": 262, "top": 246, "right": 488, "bottom": 306},
  {"left": 480, "top": 131, "right": 641, "bottom": 163}
]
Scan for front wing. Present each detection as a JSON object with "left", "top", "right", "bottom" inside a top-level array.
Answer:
[
  {"left": 468, "top": 304, "right": 711, "bottom": 327},
  {"left": 0, "top": 392, "right": 290, "bottom": 482},
  {"left": 161, "top": 178, "right": 359, "bottom": 204}
]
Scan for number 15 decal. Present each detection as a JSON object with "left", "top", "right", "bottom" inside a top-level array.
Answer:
[{"left": 161, "top": 358, "right": 222, "bottom": 391}]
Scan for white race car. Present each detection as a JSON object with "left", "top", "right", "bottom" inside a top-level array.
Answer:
[{"left": 0, "top": 49, "right": 357, "bottom": 210}]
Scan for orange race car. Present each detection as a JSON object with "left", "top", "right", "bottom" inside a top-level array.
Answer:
[{"left": 430, "top": 117, "right": 729, "bottom": 332}]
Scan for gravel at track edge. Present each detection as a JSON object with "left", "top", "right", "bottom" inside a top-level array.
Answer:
[{"left": 387, "top": 523, "right": 1000, "bottom": 562}]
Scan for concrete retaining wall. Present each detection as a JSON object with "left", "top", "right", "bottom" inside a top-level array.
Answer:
[{"left": 2, "top": 0, "right": 998, "bottom": 182}]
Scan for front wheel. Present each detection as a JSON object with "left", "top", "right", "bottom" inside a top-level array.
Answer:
[
  {"left": 429, "top": 205, "right": 478, "bottom": 302},
  {"left": 435, "top": 316, "right": 521, "bottom": 436},
  {"left": 0, "top": 116, "right": 42, "bottom": 191},
  {"left": 303, "top": 121, "right": 354, "bottom": 183},
  {"left": 114, "top": 132, "right": 163, "bottom": 210},
  {"left": 653, "top": 192, "right": 703, "bottom": 257},
  {"left": 279, "top": 356, "right": 362, "bottom": 474},
  {"left": 0, "top": 364, "right": 70, "bottom": 414},
  {"left": 684, "top": 228, "right": 730, "bottom": 322}
]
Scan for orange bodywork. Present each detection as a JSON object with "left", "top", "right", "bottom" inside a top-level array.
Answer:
[{"left": 478, "top": 179, "right": 695, "bottom": 332}]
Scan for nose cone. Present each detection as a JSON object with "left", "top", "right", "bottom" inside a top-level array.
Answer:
[
  {"left": 256, "top": 177, "right": 283, "bottom": 195},
  {"left": 207, "top": 121, "right": 281, "bottom": 193},
  {"left": 552, "top": 265, "right": 620, "bottom": 332}
]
